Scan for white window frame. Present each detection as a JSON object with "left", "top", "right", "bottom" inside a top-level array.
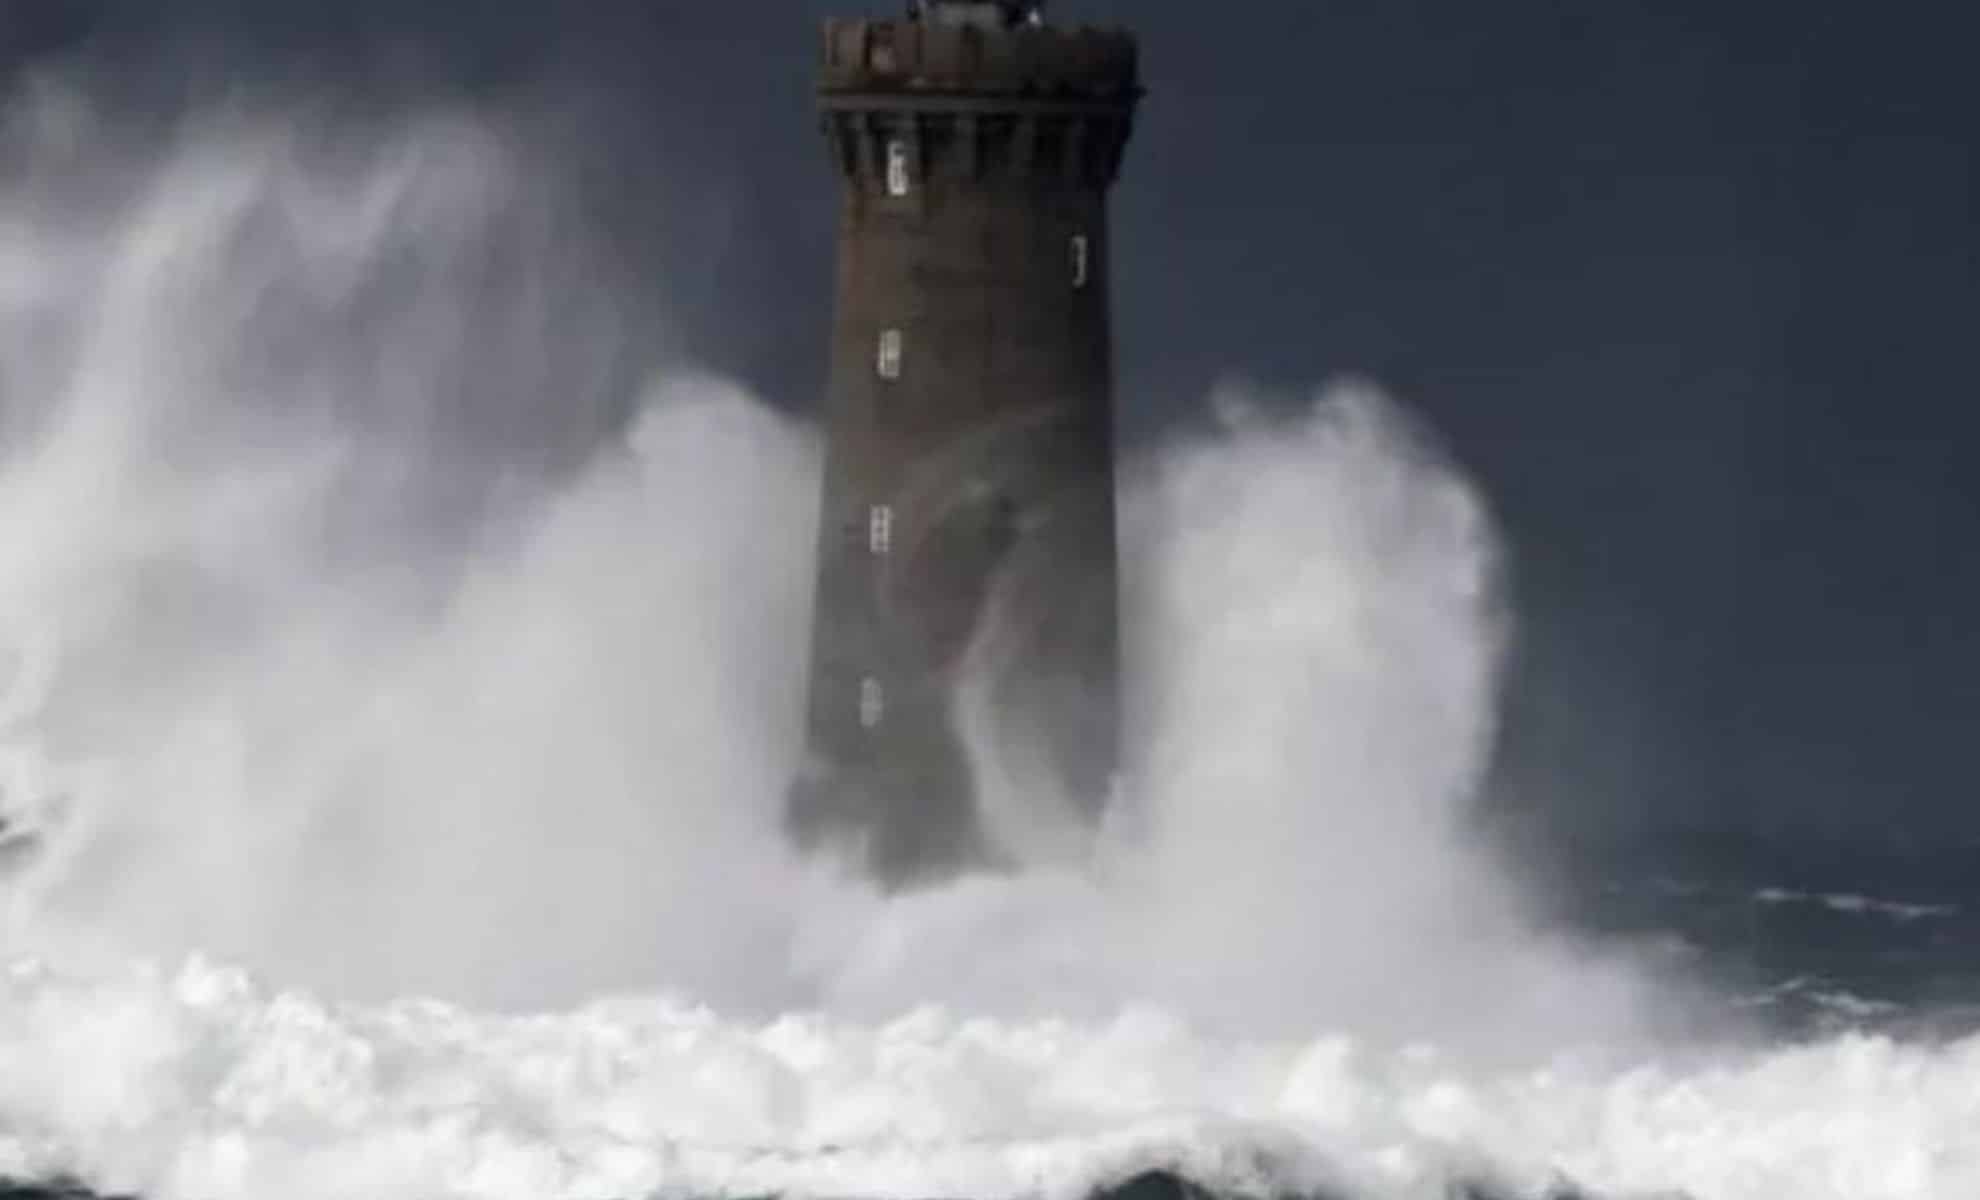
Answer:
[
  {"left": 1071, "top": 233, "right": 1090, "bottom": 289},
  {"left": 859, "top": 677, "right": 885, "bottom": 729},
  {"left": 877, "top": 328, "right": 903, "bottom": 380},
  {"left": 869, "top": 504, "right": 894, "bottom": 555},
  {"left": 885, "top": 139, "right": 910, "bottom": 197}
]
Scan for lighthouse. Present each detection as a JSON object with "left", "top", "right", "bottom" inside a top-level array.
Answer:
[{"left": 793, "top": 0, "right": 1141, "bottom": 880}]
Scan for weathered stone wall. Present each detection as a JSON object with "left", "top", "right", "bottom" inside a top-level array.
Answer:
[{"left": 793, "top": 12, "right": 1139, "bottom": 879}]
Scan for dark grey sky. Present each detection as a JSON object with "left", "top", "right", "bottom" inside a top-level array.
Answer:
[{"left": 8, "top": 1, "right": 1976, "bottom": 846}]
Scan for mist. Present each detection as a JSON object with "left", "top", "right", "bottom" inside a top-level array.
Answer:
[{"left": 0, "top": 77, "right": 1694, "bottom": 1064}]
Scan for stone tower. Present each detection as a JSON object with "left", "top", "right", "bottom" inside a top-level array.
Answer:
[{"left": 792, "top": 1, "right": 1141, "bottom": 880}]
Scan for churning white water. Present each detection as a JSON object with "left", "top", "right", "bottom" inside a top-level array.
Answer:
[{"left": 1, "top": 83, "right": 1973, "bottom": 1200}]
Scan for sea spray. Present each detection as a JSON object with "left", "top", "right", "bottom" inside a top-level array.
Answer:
[{"left": 0, "top": 77, "right": 1673, "bottom": 1048}]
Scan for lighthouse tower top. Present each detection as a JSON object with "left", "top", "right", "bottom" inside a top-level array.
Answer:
[
  {"left": 821, "top": 3, "right": 1137, "bottom": 102},
  {"left": 910, "top": 1, "right": 1044, "bottom": 28}
]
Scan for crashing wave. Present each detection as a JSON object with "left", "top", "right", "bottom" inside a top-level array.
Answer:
[{"left": 4, "top": 957, "right": 1977, "bottom": 1200}]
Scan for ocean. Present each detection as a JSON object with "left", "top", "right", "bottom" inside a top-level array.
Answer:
[
  {"left": 1566, "top": 833, "right": 1980, "bottom": 1042},
  {"left": 4, "top": 65, "right": 1976, "bottom": 1200}
]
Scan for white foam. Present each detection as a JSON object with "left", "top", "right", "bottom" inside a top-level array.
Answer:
[{"left": 2, "top": 955, "right": 1978, "bottom": 1200}]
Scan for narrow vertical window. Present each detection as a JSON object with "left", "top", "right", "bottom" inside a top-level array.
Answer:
[
  {"left": 868, "top": 504, "right": 893, "bottom": 555},
  {"left": 859, "top": 677, "right": 885, "bottom": 729},
  {"left": 886, "top": 139, "right": 910, "bottom": 197},
  {"left": 1071, "top": 233, "right": 1090, "bottom": 289},
  {"left": 877, "top": 328, "right": 903, "bottom": 380}
]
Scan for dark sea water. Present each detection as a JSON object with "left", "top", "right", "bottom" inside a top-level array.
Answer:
[{"left": 1560, "top": 830, "right": 1980, "bottom": 1041}]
